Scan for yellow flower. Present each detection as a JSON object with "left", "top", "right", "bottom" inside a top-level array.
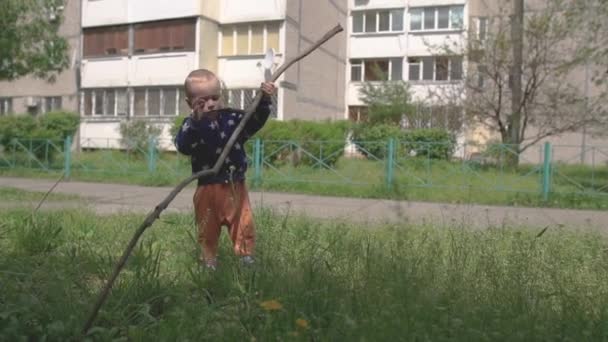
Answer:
[
  {"left": 295, "top": 318, "right": 309, "bottom": 330},
  {"left": 259, "top": 299, "right": 283, "bottom": 311}
]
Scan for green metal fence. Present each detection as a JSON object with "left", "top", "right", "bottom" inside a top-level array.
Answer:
[{"left": 1, "top": 136, "right": 607, "bottom": 205}]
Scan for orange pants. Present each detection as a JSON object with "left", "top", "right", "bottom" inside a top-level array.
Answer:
[{"left": 193, "top": 181, "right": 255, "bottom": 263}]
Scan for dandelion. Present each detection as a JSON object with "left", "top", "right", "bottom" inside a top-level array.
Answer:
[
  {"left": 295, "top": 318, "right": 309, "bottom": 330},
  {"left": 259, "top": 299, "right": 283, "bottom": 311}
]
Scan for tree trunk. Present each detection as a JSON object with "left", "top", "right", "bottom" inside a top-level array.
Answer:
[{"left": 508, "top": 0, "right": 524, "bottom": 167}]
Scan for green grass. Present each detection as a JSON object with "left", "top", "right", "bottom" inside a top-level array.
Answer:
[
  {"left": 1, "top": 208, "right": 608, "bottom": 340},
  {"left": 1, "top": 148, "right": 607, "bottom": 209},
  {"left": 0, "top": 186, "right": 79, "bottom": 202}
]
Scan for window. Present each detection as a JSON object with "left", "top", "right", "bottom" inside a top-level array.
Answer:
[
  {"left": 409, "top": 5, "right": 465, "bottom": 31},
  {"left": 225, "top": 88, "right": 278, "bottom": 118},
  {"left": 408, "top": 56, "right": 463, "bottom": 82},
  {"left": 478, "top": 17, "right": 488, "bottom": 41},
  {"left": 451, "top": 56, "right": 463, "bottom": 80},
  {"left": 351, "top": 60, "right": 362, "bottom": 81},
  {"left": 131, "top": 87, "right": 185, "bottom": 116},
  {"left": 221, "top": 22, "right": 280, "bottom": 56},
  {"left": 0, "top": 98, "right": 12, "bottom": 115},
  {"left": 83, "top": 89, "right": 129, "bottom": 116},
  {"left": 437, "top": 7, "right": 450, "bottom": 29},
  {"left": 44, "top": 96, "right": 62, "bottom": 113},
  {"left": 134, "top": 18, "right": 196, "bottom": 54},
  {"left": 365, "top": 12, "right": 377, "bottom": 32},
  {"left": 163, "top": 89, "right": 177, "bottom": 116},
  {"left": 435, "top": 57, "right": 449, "bottom": 81},
  {"left": 410, "top": 9, "right": 422, "bottom": 30},
  {"left": 348, "top": 106, "right": 368, "bottom": 123},
  {"left": 350, "top": 58, "right": 403, "bottom": 81},
  {"left": 83, "top": 26, "right": 129, "bottom": 58},
  {"left": 352, "top": 9, "right": 404, "bottom": 33},
  {"left": 408, "top": 58, "right": 421, "bottom": 81},
  {"left": 391, "top": 9, "right": 404, "bottom": 31},
  {"left": 450, "top": 6, "right": 464, "bottom": 29},
  {"left": 423, "top": 8, "right": 435, "bottom": 30},
  {"left": 353, "top": 12, "right": 364, "bottom": 32}
]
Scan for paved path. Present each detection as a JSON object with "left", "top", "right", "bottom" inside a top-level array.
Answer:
[{"left": 1, "top": 177, "right": 606, "bottom": 230}]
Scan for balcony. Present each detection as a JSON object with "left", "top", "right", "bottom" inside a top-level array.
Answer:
[{"left": 81, "top": 52, "right": 197, "bottom": 88}]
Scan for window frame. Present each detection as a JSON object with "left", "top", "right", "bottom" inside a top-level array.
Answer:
[
  {"left": 133, "top": 18, "right": 196, "bottom": 55},
  {"left": 351, "top": 8, "right": 405, "bottom": 34},
  {"left": 219, "top": 21, "right": 281, "bottom": 56},
  {"left": 82, "top": 25, "right": 129, "bottom": 58},
  {"left": 349, "top": 58, "right": 403, "bottom": 82},
  {"left": 225, "top": 88, "right": 278, "bottom": 118},
  {"left": 409, "top": 5, "right": 465, "bottom": 32},
  {"left": 407, "top": 56, "right": 464, "bottom": 82}
]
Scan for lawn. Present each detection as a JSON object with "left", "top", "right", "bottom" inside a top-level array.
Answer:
[
  {"left": 1, "top": 208, "right": 608, "bottom": 340},
  {"left": 1, "top": 148, "right": 607, "bottom": 209}
]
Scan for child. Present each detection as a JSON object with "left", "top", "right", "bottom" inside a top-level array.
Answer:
[{"left": 175, "top": 69, "right": 276, "bottom": 270}]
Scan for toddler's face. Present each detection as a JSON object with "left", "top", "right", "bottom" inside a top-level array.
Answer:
[{"left": 188, "top": 78, "right": 223, "bottom": 115}]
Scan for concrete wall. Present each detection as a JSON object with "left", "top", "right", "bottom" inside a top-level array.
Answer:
[
  {"left": 220, "top": 0, "right": 286, "bottom": 23},
  {"left": 82, "top": 0, "right": 201, "bottom": 27},
  {"left": 81, "top": 52, "right": 197, "bottom": 88},
  {"left": 283, "top": 0, "right": 348, "bottom": 121}
]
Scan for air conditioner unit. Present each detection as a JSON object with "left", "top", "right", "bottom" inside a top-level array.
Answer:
[{"left": 26, "top": 96, "right": 39, "bottom": 107}]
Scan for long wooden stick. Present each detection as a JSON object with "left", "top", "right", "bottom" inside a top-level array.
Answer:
[{"left": 81, "top": 24, "right": 343, "bottom": 335}]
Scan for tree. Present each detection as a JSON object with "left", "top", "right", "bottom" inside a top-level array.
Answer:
[
  {"left": 0, "top": 0, "right": 69, "bottom": 81},
  {"left": 427, "top": 0, "right": 607, "bottom": 165},
  {"left": 358, "top": 78, "right": 416, "bottom": 125}
]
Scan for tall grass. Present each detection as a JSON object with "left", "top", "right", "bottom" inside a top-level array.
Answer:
[{"left": 1, "top": 208, "right": 608, "bottom": 340}]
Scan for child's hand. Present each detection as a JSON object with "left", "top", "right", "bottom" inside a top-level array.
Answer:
[{"left": 260, "top": 82, "right": 276, "bottom": 96}]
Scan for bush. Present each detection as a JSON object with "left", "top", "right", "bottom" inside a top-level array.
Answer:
[
  {"left": 38, "top": 111, "right": 80, "bottom": 140},
  {"left": 402, "top": 129, "right": 456, "bottom": 160},
  {"left": 118, "top": 120, "right": 162, "bottom": 154},
  {"left": 352, "top": 124, "right": 455, "bottom": 160},
  {"left": 351, "top": 124, "right": 402, "bottom": 159},
  {"left": 0, "top": 115, "right": 37, "bottom": 146},
  {"left": 256, "top": 120, "right": 350, "bottom": 167},
  {"left": 0, "top": 112, "right": 79, "bottom": 162}
]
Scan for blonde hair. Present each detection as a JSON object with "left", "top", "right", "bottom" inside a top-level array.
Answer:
[{"left": 184, "top": 69, "right": 220, "bottom": 99}]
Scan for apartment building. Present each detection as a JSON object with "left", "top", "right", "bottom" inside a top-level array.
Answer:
[
  {"left": 346, "top": 0, "right": 468, "bottom": 134},
  {"left": 79, "top": 0, "right": 347, "bottom": 149},
  {"left": 0, "top": 0, "right": 81, "bottom": 117}
]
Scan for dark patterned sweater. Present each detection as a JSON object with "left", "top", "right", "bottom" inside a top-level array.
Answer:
[{"left": 174, "top": 96, "right": 271, "bottom": 186}]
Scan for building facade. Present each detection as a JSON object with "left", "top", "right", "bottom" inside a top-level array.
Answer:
[{"left": 78, "top": 0, "right": 348, "bottom": 149}]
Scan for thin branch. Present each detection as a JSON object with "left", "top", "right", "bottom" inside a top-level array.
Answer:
[
  {"left": 33, "top": 171, "right": 65, "bottom": 215},
  {"left": 80, "top": 24, "right": 343, "bottom": 336}
]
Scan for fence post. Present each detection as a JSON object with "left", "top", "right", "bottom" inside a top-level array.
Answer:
[
  {"left": 64, "top": 136, "right": 72, "bottom": 179},
  {"left": 541, "top": 141, "right": 552, "bottom": 201},
  {"left": 253, "top": 138, "right": 262, "bottom": 186},
  {"left": 386, "top": 138, "right": 395, "bottom": 190},
  {"left": 147, "top": 137, "right": 157, "bottom": 173}
]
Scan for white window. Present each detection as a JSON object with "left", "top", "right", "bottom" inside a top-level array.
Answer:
[
  {"left": 44, "top": 96, "right": 62, "bottom": 113},
  {"left": 132, "top": 87, "right": 184, "bottom": 116},
  {"left": 0, "top": 98, "right": 13, "bottom": 115},
  {"left": 225, "top": 88, "right": 278, "bottom": 118},
  {"left": 352, "top": 9, "right": 405, "bottom": 34},
  {"left": 408, "top": 56, "right": 463, "bottom": 82},
  {"left": 221, "top": 22, "right": 280, "bottom": 56},
  {"left": 409, "top": 5, "right": 464, "bottom": 31},
  {"left": 350, "top": 58, "right": 403, "bottom": 82},
  {"left": 84, "top": 89, "right": 128, "bottom": 116}
]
